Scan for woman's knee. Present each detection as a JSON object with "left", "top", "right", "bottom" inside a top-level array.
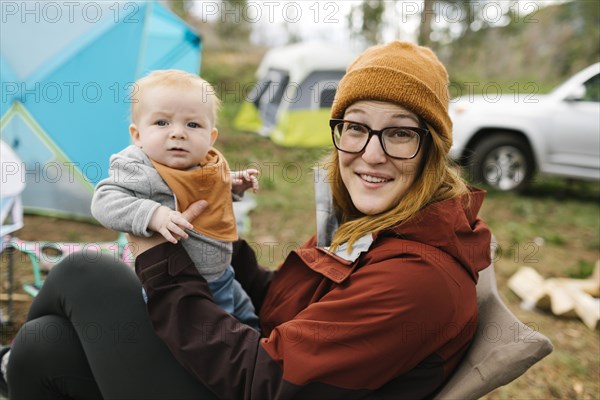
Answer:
[
  {"left": 46, "top": 251, "right": 140, "bottom": 295},
  {"left": 25, "top": 251, "right": 142, "bottom": 322},
  {"left": 9, "top": 316, "right": 76, "bottom": 369},
  {"left": 8, "top": 316, "right": 73, "bottom": 380},
  {"left": 8, "top": 316, "right": 102, "bottom": 399}
]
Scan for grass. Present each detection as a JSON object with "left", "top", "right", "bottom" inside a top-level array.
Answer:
[{"left": 480, "top": 180, "right": 599, "bottom": 276}]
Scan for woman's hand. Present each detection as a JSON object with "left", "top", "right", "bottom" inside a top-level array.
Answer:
[{"left": 128, "top": 200, "right": 208, "bottom": 258}]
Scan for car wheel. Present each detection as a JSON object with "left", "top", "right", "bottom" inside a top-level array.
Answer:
[{"left": 469, "top": 133, "right": 534, "bottom": 192}]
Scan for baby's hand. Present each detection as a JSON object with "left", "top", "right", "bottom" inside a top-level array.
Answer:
[
  {"left": 148, "top": 205, "right": 194, "bottom": 244},
  {"left": 231, "top": 169, "right": 260, "bottom": 196}
]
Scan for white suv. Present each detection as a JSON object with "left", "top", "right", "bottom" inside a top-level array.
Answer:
[{"left": 449, "top": 63, "right": 600, "bottom": 191}]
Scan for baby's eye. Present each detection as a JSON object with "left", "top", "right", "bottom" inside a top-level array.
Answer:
[
  {"left": 155, "top": 120, "right": 168, "bottom": 126},
  {"left": 188, "top": 122, "right": 200, "bottom": 128}
]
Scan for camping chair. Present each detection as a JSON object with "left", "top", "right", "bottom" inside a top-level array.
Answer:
[
  {"left": 6, "top": 233, "right": 134, "bottom": 297},
  {"left": 1, "top": 139, "right": 26, "bottom": 324},
  {"left": 0, "top": 140, "right": 25, "bottom": 238},
  {"left": 433, "top": 260, "right": 553, "bottom": 399},
  {"left": 313, "top": 169, "right": 553, "bottom": 399},
  {"left": 0, "top": 236, "right": 18, "bottom": 325}
]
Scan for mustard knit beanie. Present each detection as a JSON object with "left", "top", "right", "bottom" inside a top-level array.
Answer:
[{"left": 331, "top": 41, "right": 452, "bottom": 152}]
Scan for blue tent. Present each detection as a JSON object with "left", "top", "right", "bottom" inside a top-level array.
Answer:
[{"left": 0, "top": 1, "right": 201, "bottom": 219}]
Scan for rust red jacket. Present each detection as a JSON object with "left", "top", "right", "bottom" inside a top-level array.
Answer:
[{"left": 135, "top": 189, "right": 491, "bottom": 399}]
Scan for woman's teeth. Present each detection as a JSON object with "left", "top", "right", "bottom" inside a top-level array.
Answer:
[{"left": 360, "top": 174, "right": 389, "bottom": 183}]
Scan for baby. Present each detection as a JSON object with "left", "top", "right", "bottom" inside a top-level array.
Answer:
[{"left": 92, "top": 70, "right": 259, "bottom": 329}]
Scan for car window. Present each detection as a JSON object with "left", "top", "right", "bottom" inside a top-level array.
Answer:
[{"left": 582, "top": 74, "right": 600, "bottom": 102}]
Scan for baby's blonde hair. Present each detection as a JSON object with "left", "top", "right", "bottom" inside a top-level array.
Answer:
[{"left": 130, "top": 70, "right": 221, "bottom": 125}]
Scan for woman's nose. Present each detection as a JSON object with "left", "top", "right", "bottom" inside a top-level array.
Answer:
[{"left": 361, "top": 135, "right": 387, "bottom": 164}]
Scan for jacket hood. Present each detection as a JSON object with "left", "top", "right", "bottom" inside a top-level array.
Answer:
[{"left": 378, "top": 187, "right": 491, "bottom": 282}]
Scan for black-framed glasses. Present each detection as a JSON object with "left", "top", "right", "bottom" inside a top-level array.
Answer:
[{"left": 330, "top": 119, "right": 428, "bottom": 160}]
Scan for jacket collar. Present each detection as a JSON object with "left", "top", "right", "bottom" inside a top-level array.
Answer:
[{"left": 293, "top": 245, "right": 356, "bottom": 284}]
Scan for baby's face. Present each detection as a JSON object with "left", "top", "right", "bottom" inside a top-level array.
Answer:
[{"left": 130, "top": 84, "right": 217, "bottom": 169}]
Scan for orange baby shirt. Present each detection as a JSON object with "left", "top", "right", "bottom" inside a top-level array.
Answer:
[{"left": 151, "top": 148, "right": 238, "bottom": 242}]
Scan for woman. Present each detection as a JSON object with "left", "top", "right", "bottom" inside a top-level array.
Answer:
[{"left": 1, "top": 41, "right": 491, "bottom": 399}]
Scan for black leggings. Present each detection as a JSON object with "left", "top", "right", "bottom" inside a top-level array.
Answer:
[{"left": 6, "top": 251, "right": 217, "bottom": 400}]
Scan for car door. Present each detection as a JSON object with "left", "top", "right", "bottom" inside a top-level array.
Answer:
[{"left": 548, "top": 73, "right": 600, "bottom": 177}]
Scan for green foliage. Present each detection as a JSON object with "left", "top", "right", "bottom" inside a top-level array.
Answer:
[
  {"left": 481, "top": 177, "right": 599, "bottom": 277},
  {"left": 348, "top": 0, "right": 387, "bottom": 45},
  {"left": 214, "top": 0, "right": 251, "bottom": 48},
  {"left": 168, "top": 0, "right": 192, "bottom": 20},
  {"left": 567, "top": 260, "right": 596, "bottom": 279},
  {"left": 443, "top": 1, "right": 600, "bottom": 87},
  {"left": 553, "top": 350, "right": 589, "bottom": 375}
]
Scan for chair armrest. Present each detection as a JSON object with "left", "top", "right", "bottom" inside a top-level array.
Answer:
[{"left": 433, "top": 265, "right": 553, "bottom": 399}]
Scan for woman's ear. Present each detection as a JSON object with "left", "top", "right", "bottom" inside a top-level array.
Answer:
[{"left": 129, "top": 124, "right": 142, "bottom": 147}]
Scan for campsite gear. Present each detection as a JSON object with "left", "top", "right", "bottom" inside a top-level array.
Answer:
[
  {"left": 5, "top": 234, "right": 133, "bottom": 297},
  {"left": 234, "top": 41, "right": 359, "bottom": 147},
  {"left": 0, "top": 140, "right": 24, "bottom": 237},
  {"left": 0, "top": 1, "right": 201, "bottom": 219},
  {"left": 433, "top": 263, "right": 554, "bottom": 399},
  {"left": 1, "top": 140, "right": 25, "bottom": 324}
]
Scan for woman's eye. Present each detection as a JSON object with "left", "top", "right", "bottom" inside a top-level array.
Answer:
[
  {"left": 393, "top": 129, "right": 411, "bottom": 137},
  {"left": 385, "top": 129, "right": 417, "bottom": 141},
  {"left": 188, "top": 122, "right": 200, "bottom": 128},
  {"left": 346, "top": 123, "right": 366, "bottom": 133}
]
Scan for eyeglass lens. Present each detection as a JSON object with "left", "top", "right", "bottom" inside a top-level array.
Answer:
[{"left": 333, "top": 122, "right": 420, "bottom": 158}]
